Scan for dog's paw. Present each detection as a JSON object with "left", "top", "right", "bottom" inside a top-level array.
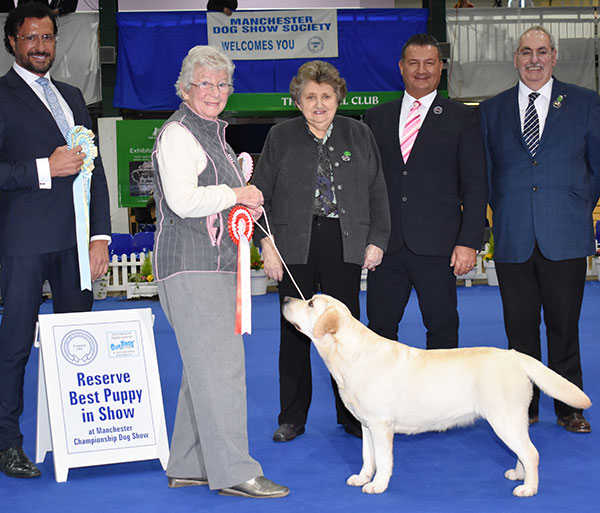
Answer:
[
  {"left": 347, "top": 474, "right": 370, "bottom": 487},
  {"left": 512, "top": 484, "right": 537, "bottom": 497},
  {"left": 504, "top": 468, "right": 525, "bottom": 481},
  {"left": 361, "top": 482, "right": 387, "bottom": 494}
]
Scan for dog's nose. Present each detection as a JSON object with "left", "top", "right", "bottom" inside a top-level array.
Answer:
[{"left": 283, "top": 296, "right": 291, "bottom": 304}]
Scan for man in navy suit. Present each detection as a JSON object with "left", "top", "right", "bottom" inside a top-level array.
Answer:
[
  {"left": 480, "top": 26, "right": 600, "bottom": 432},
  {"left": 364, "top": 33, "right": 487, "bottom": 349},
  {"left": 0, "top": 2, "right": 110, "bottom": 478}
]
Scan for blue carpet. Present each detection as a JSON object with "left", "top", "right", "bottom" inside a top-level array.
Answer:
[{"left": 2, "top": 282, "right": 599, "bottom": 512}]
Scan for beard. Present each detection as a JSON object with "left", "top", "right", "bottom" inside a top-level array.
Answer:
[{"left": 15, "top": 49, "right": 55, "bottom": 75}]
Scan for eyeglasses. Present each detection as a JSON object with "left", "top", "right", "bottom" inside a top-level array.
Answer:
[
  {"left": 516, "top": 47, "right": 553, "bottom": 58},
  {"left": 190, "top": 81, "right": 232, "bottom": 93},
  {"left": 16, "top": 34, "right": 59, "bottom": 44}
]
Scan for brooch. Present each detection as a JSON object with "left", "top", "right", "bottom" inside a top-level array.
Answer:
[
  {"left": 552, "top": 94, "right": 566, "bottom": 109},
  {"left": 341, "top": 151, "right": 351, "bottom": 162}
]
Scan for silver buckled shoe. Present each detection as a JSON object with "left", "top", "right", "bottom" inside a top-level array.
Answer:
[
  {"left": 219, "top": 476, "right": 289, "bottom": 498},
  {"left": 168, "top": 476, "right": 208, "bottom": 488}
]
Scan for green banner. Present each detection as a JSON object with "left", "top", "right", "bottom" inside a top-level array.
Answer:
[
  {"left": 223, "top": 91, "right": 404, "bottom": 116},
  {"left": 116, "top": 120, "right": 165, "bottom": 208}
]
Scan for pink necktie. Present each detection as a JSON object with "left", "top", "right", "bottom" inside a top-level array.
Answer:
[{"left": 401, "top": 100, "right": 422, "bottom": 163}]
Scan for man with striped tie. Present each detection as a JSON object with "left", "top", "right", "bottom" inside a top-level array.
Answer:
[
  {"left": 363, "top": 33, "right": 487, "bottom": 350},
  {"left": 479, "top": 26, "right": 600, "bottom": 433}
]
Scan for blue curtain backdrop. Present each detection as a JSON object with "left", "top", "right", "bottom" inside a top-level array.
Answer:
[{"left": 114, "top": 9, "right": 428, "bottom": 111}]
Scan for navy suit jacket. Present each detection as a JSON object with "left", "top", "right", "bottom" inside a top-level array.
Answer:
[
  {"left": 0, "top": 68, "right": 110, "bottom": 257},
  {"left": 364, "top": 94, "right": 488, "bottom": 256},
  {"left": 480, "top": 79, "right": 600, "bottom": 263}
]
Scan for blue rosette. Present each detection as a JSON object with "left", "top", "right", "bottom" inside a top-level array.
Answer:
[{"left": 67, "top": 125, "right": 98, "bottom": 177}]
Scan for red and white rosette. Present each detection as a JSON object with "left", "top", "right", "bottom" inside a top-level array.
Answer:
[
  {"left": 237, "top": 152, "right": 254, "bottom": 183},
  {"left": 228, "top": 206, "right": 255, "bottom": 335}
]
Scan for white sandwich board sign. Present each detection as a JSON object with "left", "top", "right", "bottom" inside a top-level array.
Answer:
[{"left": 35, "top": 308, "right": 169, "bottom": 482}]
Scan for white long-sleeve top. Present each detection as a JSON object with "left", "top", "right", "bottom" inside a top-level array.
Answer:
[{"left": 155, "top": 122, "right": 237, "bottom": 219}]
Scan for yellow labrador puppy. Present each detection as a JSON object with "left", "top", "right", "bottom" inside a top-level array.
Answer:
[{"left": 282, "top": 294, "right": 591, "bottom": 497}]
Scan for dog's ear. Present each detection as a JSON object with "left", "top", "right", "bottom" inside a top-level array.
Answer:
[{"left": 313, "top": 308, "right": 340, "bottom": 338}]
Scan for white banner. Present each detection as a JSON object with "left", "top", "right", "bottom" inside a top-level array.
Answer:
[{"left": 207, "top": 10, "right": 338, "bottom": 60}]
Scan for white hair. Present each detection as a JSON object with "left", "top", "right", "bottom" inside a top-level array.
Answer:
[{"left": 175, "top": 45, "right": 235, "bottom": 100}]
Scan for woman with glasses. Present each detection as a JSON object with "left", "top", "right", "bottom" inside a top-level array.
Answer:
[
  {"left": 252, "top": 60, "right": 390, "bottom": 443},
  {"left": 152, "top": 45, "right": 288, "bottom": 499}
]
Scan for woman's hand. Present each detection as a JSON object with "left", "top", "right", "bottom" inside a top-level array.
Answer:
[
  {"left": 362, "top": 244, "right": 384, "bottom": 271},
  {"left": 260, "top": 237, "right": 284, "bottom": 282},
  {"left": 232, "top": 185, "right": 264, "bottom": 210}
]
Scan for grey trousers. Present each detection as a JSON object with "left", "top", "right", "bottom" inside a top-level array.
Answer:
[{"left": 158, "top": 272, "right": 262, "bottom": 490}]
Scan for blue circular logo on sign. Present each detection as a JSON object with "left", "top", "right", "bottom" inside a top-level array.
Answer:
[
  {"left": 61, "top": 330, "right": 98, "bottom": 366},
  {"left": 307, "top": 36, "right": 324, "bottom": 54}
]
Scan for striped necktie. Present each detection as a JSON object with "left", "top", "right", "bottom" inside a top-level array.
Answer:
[
  {"left": 401, "top": 100, "right": 422, "bottom": 163},
  {"left": 523, "top": 92, "right": 540, "bottom": 156}
]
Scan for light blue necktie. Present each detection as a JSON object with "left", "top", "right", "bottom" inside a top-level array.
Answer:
[
  {"left": 37, "top": 77, "right": 92, "bottom": 291},
  {"left": 36, "top": 77, "right": 69, "bottom": 140}
]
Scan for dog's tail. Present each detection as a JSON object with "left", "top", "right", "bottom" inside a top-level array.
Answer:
[{"left": 513, "top": 350, "right": 591, "bottom": 409}]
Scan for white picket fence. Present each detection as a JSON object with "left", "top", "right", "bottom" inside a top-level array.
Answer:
[
  {"left": 106, "top": 252, "right": 153, "bottom": 294},
  {"left": 100, "top": 251, "right": 600, "bottom": 297}
]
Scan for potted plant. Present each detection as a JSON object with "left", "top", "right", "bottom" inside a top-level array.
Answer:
[
  {"left": 93, "top": 271, "right": 109, "bottom": 300},
  {"left": 127, "top": 254, "right": 158, "bottom": 299},
  {"left": 250, "top": 242, "right": 268, "bottom": 295},
  {"left": 483, "top": 231, "right": 498, "bottom": 286}
]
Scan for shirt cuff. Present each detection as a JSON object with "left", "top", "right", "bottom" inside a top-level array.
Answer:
[
  {"left": 36, "top": 158, "right": 51, "bottom": 189},
  {"left": 91, "top": 235, "right": 112, "bottom": 243}
]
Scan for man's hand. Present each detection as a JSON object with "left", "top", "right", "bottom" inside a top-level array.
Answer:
[
  {"left": 260, "top": 237, "right": 283, "bottom": 282},
  {"left": 450, "top": 245, "right": 477, "bottom": 276},
  {"left": 49, "top": 145, "right": 85, "bottom": 177},
  {"left": 89, "top": 239, "right": 109, "bottom": 282},
  {"left": 362, "top": 244, "right": 384, "bottom": 271}
]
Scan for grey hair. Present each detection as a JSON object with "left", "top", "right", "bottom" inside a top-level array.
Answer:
[
  {"left": 289, "top": 60, "right": 347, "bottom": 104},
  {"left": 175, "top": 45, "right": 235, "bottom": 100},
  {"left": 516, "top": 25, "right": 556, "bottom": 52}
]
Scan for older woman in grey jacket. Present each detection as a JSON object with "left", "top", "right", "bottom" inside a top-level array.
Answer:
[
  {"left": 252, "top": 60, "right": 390, "bottom": 443},
  {"left": 153, "top": 46, "right": 288, "bottom": 498}
]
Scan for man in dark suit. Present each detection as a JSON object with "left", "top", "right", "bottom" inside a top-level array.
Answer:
[
  {"left": 0, "top": 3, "right": 110, "bottom": 478},
  {"left": 364, "top": 33, "right": 487, "bottom": 350},
  {"left": 480, "top": 26, "right": 600, "bottom": 432}
]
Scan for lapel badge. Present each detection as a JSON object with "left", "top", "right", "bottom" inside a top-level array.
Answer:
[
  {"left": 552, "top": 94, "right": 566, "bottom": 109},
  {"left": 433, "top": 105, "right": 443, "bottom": 115},
  {"left": 341, "top": 151, "right": 351, "bottom": 162}
]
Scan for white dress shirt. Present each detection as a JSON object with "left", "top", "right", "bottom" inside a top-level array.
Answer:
[
  {"left": 398, "top": 89, "right": 437, "bottom": 144},
  {"left": 518, "top": 78, "right": 553, "bottom": 138}
]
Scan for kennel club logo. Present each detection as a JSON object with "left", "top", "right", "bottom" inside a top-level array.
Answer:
[{"left": 61, "top": 330, "right": 98, "bottom": 366}]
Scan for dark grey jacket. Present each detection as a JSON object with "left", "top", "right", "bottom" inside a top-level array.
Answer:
[{"left": 252, "top": 115, "right": 390, "bottom": 266}]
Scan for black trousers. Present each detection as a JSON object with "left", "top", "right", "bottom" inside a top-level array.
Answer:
[
  {"left": 0, "top": 246, "right": 92, "bottom": 450},
  {"left": 277, "top": 217, "right": 361, "bottom": 428},
  {"left": 495, "top": 245, "right": 586, "bottom": 418},
  {"left": 366, "top": 243, "right": 459, "bottom": 349}
]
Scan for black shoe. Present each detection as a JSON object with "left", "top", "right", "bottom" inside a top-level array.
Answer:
[
  {"left": 272, "top": 423, "right": 305, "bottom": 442},
  {"left": 343, "top": 423, "right": 363, "bottom": 439},
  {"left": 557, "top": 412, "right": 591, "bottom": 433},
  {"left": 0, "top": 448, "right": 41, "bottom": 478}
]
